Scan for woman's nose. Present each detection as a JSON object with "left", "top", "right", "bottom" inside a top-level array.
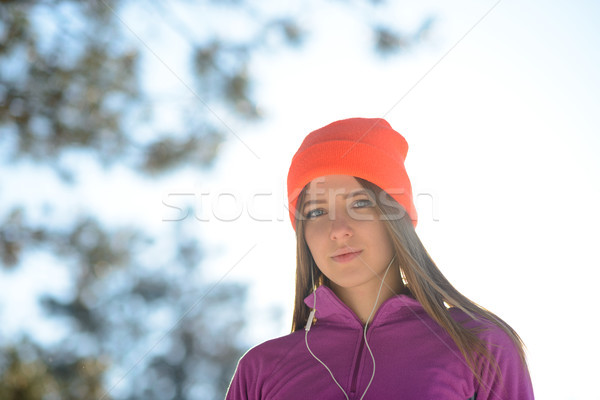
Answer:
[{"left": 329, "top": 212, "right": 353, "bottom": 241}]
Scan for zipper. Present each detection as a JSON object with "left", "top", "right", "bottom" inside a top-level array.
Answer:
[{"left": 349, "top": 333, "right": 365, "bottom": 395}]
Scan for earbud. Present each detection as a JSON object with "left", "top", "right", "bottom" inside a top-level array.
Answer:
[{"left": 305, "top": 309, "right": 316, "bottom": 331}]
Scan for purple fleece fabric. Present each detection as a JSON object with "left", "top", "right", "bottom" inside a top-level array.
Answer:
[{"left": 226, "top": 286, "right": 534, "bottom": 399}]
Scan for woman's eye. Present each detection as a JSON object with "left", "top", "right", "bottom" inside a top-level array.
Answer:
[
  {"left": 305, "top": 208, "right": 325, "bottom": 219},
  {"left": 353, "top": 199, "right": 373, "bottom": 208}
]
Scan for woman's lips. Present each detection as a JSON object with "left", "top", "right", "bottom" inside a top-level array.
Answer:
[{"left": 331, "top": 250, "right": 363, "bottom": 263}]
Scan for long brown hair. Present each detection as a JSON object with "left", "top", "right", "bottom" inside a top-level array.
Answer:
[{"left": 290, "top": 177, "right": 528, "bottom": 382}]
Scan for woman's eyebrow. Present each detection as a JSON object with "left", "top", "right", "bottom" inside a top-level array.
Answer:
[
  {"left": 302, "top": 189, "right": 369, "bottom": 209},
  {"left": 345, "top": 189, "right": 369, "bottom": 198},
  {"left": 302, "top": 199, "right": 326, "bottom": 208}
]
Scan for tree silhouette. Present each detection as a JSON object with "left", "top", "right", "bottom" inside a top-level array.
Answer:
[{"left": 0, "top": 0, "right": 432, "bottom": 398}]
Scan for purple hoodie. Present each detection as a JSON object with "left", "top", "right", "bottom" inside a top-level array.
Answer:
[{"left": 226, "top": 286, "right": 534, "bottom": 399}]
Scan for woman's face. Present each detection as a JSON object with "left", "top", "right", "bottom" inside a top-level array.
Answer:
[{"left": 301, "top": 175, "right": 396, "bottom": 294}]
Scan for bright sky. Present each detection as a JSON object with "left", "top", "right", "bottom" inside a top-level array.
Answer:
[
  {"left": 197, "top": 2, "right": 600, "bottom": 399},
  {"left": 1, "top": 1, "right": 599, "bottom": 399}
]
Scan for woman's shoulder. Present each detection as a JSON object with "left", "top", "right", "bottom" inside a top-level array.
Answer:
[
  {"left": 238, "top": 330, "right": 306, "bottom": 369},
  {"left": 449, "top": 307, "right": 519, "bottom": 347},
  {"left": 227, "top": 331, "right": 307, "bottom": 398},
  {"left": 449, "top": 308, "right": 533, "bottom": 397}
]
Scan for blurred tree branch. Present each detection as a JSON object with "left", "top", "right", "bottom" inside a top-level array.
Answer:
[{"left": 0, "top": 0, "right": 433, "bottom": 398}]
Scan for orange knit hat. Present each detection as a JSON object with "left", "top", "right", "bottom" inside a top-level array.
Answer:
[{"left": 287, "top": 117, "right": 417, "bottom": 229}]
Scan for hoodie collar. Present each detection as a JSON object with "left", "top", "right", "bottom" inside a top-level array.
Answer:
[{"left": 303, "top": 285, "right": 424, "bottom": 329}]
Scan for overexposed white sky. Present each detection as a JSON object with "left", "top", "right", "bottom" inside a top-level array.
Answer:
[
  {"left": 1, "top": 1, "right": 599, "bottom": 399},
  {"left": 199, "top": 2, "right": 600, "bottom": 399}
]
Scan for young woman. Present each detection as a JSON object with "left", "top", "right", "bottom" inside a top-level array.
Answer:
[{"left": 226, "top": 118, "right": 534, "bottom": 399}]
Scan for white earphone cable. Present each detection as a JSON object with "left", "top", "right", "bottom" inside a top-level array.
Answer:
[
  {"left": 305, "top": 265, "right": 349, "bottom": 400},
  {"left": 360, "top": 255, "right": 394, "bottom": 399},
  {"left": 304, "top": 256, "right": 396, "bottom": 399}
]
